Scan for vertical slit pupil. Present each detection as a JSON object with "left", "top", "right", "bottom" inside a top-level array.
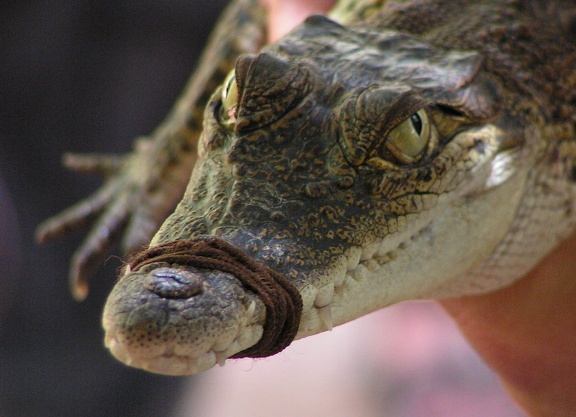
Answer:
[
  {"left": 225, "top": 76, "right": 235, "bottom": 96},
  {"left": 410, "top": 112, "right": 423, "bottom": 135}
]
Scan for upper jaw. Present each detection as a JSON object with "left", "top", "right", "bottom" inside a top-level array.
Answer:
[
  {"left": 101, "top": 180, "right": 512, "bottom": 376},
  {"left": 100, "top": 225, "right": 422, "bottom": 375},
  {"left": 100, "top": 231, "right": 364, "bottom": 375}
]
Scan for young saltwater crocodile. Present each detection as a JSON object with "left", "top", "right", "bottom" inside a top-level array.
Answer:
[{"left": 37, "top": 0, "right": 576, "bottom": 375}]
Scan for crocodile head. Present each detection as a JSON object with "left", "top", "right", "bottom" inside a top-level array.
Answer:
[{"left": 102, "top": 16, "right": 554, "bottom": 375}]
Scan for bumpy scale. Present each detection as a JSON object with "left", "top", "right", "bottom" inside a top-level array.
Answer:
[{"left": 39, "top": 0, "right": 576, "bottom": 375}]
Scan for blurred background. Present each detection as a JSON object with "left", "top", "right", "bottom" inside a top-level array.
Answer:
[{"left": 0, "top": 1, "right": 526, "bottom": 416}]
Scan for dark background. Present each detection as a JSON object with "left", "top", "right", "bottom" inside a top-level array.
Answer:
[{"left": 0, "top": 1, "right": 227, "bottom": 416}]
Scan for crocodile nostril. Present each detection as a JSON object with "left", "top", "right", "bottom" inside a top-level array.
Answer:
[{"left": 144, "top": 267, "right": 204, "bottom": 299}]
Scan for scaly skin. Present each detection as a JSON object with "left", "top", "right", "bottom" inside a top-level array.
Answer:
[{"left": 42, "top": 0, "right": 576, "bottom": 375}]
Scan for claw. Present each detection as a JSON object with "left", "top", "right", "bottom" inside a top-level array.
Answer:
[
  {"left": 35, "top": 181, "right": 119, "bottom": 244},
  {"left": 38, "top": 145, "right": 193, "bottom": 299},
  {"left": 36, "top": 154, "right": 127, "bottom": 244},
  {"left": 68, "top": 194, "right": 131, "bottom": 301}
]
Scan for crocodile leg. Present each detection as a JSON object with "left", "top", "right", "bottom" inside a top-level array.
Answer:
[{"left": 36, "top": 0, "right": 267, "bottom": 300}]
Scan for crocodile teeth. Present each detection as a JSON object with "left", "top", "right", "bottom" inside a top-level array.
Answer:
[
  {"left": 317, "top": 305, "right": 333, "bottom": 330},
  {"left": 346, "top": 247, "right": 362, "bottom": 271},
  {"left": 352, "top": 264, "right": 368, "bottom": 281},
  {"left": 374, "top": 251, "right": 394, "bottom": 264},
  {"left": 246, "top": 300, "right": 256, "bottom": 322},
  {"left": 360, "top": 242, "right": 380, "bottom": 261},
  {"left": 212, "top": 330, "right": 237, "bottom": 352},
  {"left": 313, "top": 283, "right": 334, "bottom": 308},
  {"left": 197, "top": 351, "right": 217, "bottom": 372},
  {"left": 364, "top": 259, "right": 380, "bottom": 272},
  {"left": 215, "top": 352, "right": 227, "bottom": 367},
  {"left": 333, "top": 263, "right": 347, "bottom": 287}
]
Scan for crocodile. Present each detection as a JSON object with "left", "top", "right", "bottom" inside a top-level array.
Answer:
[{"left": 37, "top": 0, "right": 576, "bottom": 376}]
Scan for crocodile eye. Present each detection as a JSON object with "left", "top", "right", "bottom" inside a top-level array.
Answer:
[
  {"left": 385, "top": 109, "right": 430, "bottom": 164},
  {"left": 221, "top": 71, "right": 238, "bottom": 120}
]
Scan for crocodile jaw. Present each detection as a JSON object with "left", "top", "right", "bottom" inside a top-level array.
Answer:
[
  {"left": 102, "top": 160, "right": 530, "bottom": 376},
  {"left": 298, "top": 165, "right": 530, "bottom": 338}
]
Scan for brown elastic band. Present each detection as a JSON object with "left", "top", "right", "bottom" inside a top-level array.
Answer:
[{"left": 128, "top": 236, "right": 303, "bottom": 359}]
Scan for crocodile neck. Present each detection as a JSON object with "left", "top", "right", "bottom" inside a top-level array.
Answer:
[{"left": 335, "top": 0, "right": 576, "bottom": 124}]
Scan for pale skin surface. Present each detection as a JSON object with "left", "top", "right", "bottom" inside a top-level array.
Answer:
[
  {"left": 208, "top": 1, "right": 576, "bottom": 416},
  {"left": 260, "top": 0, "right": 337, "bottom": 41},
  {"left": 441, "top": 232, "right": 576, "bottom": 417}
]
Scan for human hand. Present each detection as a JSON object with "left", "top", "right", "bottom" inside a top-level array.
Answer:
[{"left": 440, "top": 231, "right": 576, "bottom": 417}]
